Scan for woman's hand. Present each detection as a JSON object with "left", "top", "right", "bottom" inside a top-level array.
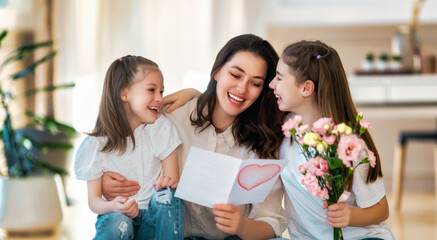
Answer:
[
  {"left": 163, "top": 88, "right": 201, "bottom": 113},
  {"left": 324, "top": 202, "right": 351, "bottom": 228},
  {"left": 153, "top": 176, "right": 178, "bottom": 190},
  {"left": 102, "top": 172, "right": 140, "bottom": 200},
  {"left": 212, "top": 204, "right": 247, "bottom": 235},
  {"left": 111, "top": 196, "right": 139, "bottom": 218}
]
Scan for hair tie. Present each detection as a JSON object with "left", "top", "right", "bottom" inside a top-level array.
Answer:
[
  {"left": 316, "top": 55, "right": 321, "bottom": 60},
  {"left": 119, "top": 57, "right": 123, "bottom": 61}
]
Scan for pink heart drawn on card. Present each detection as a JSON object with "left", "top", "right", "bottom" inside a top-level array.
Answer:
[{"left": 237, "top": 164, "right": 281, "bottom": 191}]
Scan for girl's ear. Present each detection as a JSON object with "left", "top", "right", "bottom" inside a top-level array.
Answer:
[
  {"left": 120, "top": 88, "right": 129, "bottom": 102},
  {"left": 301, "top": 80, "right": 315, "bottom": 97}
]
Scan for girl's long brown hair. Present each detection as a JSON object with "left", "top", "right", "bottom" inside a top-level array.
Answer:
[
  {"left": 191, "top": 34, "right": 286, "bottom": 159},
  {"left": 89, "top": 55, "right": 159, "bottom": 154},
  {"left": 282, "top": 40, "right": 382, "bottom": 183}
]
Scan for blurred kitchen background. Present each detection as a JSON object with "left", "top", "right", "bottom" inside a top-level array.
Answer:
[{"left": 1, "top": 0, "right": 437, "bottom": 239}]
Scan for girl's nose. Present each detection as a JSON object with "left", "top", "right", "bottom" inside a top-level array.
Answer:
[
  {"left": 268, "top": 78, "right": 276, "bottom": 89},
  {"left": 155, "top": 94, "right": 163, "bottom": 103}
]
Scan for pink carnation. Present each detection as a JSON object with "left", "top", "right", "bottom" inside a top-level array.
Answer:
[
  {"left": 301, "top": 172, "right": 317, "bottom": 187},
  {"left": 359, "top": 119, "right": 373, "bottom": 129},
  {"left": 282, "top": 115, "right": 302, "bottom": 137},
  {"left": 337, "top": 134, "right": 365, "bottom": 167},
  {"left": 282, "top": 119, "right": 293, "bottom": 137},
  {"left": 312, "top": 118, "right": 333, "bottom": 136},
  {"left": 298, "top": 136, "right": 305, "bottom": 145},
  {"left": 367, "top": 149, "right": 376, "bottom": 168},
  {"left": 322, "top": 135, "right": 336, "bottom": 145},
  {"left": 307, "top": 156, "right": 329, "bottom": 176},
  {"left": 297, "top": 124, "right": 309, "bottom": 135},
  {"left": 298, "top": 164, "right": 306, "bottom": 174},
  {"left": 326, "top": 181, "right": 333, "bottom": 190},
  {"left": 307, "top": 182, "right": 320, "bottom": 196},
  {"left": 317, "top": 187, "right": 329, "bottom": 200}
]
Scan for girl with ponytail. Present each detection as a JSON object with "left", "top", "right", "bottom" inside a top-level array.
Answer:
[{"left": 270, "top": 40, "right": 394, "bottom": 239}]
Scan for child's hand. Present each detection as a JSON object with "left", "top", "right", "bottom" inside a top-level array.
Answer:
[
  {"left": 111, "top": 196, "right": 139, "bottom": 218},
  {"left": 162, "top": 88, "right": 201, "bottom": 113},
  {"left": 212, "top": 204, "right": 247, "bottom": 235},
  {"left": 153, "top": 176, "right": 178, "bottom": 190},
  {"left": 325, "top": 202, "right": 351, "bottom": 228}
]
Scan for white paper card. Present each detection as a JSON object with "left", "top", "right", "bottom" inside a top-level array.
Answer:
[{"left": 175, "top": 147, "right": 287, "bottom": 208}]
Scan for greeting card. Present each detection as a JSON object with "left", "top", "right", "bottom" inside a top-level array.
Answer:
[{"left": 175, "top": 147, "right": 287, "bottom": 208}]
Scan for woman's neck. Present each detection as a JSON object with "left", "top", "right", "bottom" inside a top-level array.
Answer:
[{"left": 211, "top": 106, "right": 235, "bottom": 133}]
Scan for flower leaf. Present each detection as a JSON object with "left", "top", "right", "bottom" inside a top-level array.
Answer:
[
  {"left": 328, "top": 155, "right": 342, "bottom": 169},
  {"left": 10, "top": 51, "right": 57, "bottom": 80},
  {"left": 0, "top": 30, "right": 7, "bottom": 47}
]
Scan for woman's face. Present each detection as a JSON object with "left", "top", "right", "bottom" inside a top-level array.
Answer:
[
  {"left": 214, "top": 51, "right": 267, "bottom": 123},
  {"left": 269, "top": 57, "right": 304, "bottom": 112}
]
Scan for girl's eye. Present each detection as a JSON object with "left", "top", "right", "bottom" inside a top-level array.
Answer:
[
  {"left": 148, "top": 88, "right": 155, "bottom": 93},
  {"left": 160, "top": 90, "right": 164, "bottom": 95}
]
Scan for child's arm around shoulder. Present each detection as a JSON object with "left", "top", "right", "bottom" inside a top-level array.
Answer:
[
  {"left": 150, "top": 115, "right": 182, "bottom": 190},
  {"left": 325, "top": 195, "right": 389, "bottom": 228}
]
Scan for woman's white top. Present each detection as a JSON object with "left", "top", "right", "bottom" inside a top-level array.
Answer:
[
  {"left": 74, "top": 115, "right": 182, "bottom": 210},
  {"left": 165, "top": 98, "right": 287, "bottom": 239},
  {"left": 280, "top": 139, "right": 395, "bottom": 240}
]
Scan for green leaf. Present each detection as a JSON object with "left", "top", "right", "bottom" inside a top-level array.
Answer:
[
  {"left": 2, "top": 114, "right": 26, "bottom": 176},
  {"left": 25, "top": 111, "right": 77, "bottom": 138},
  {"left": 15, "top": 40, "right": 54, "bottom": 52},
  {"left": 328, "top": 155, "right": 342, "bottom": 169},
  {"left": 23, "top": 83, "right": 75, "bottom": 97},
  {"left": 16, "top": 132, "right": 74, "bottom": 153},
  {"left": 1, "top": 41, "right": 54, "bottom": 68},
  {"left": 0, "top": 30, "right": 7, "bottom": 47},
  {"left": 1, "top": 52, "right": 28, "bottom": 68},
  {"left": 361, "top": 157, "right": 370, "bottom": 164},
  {"left": 10, "top": 51, "right": 57, "bottom": 80},
  {"left": 26, "top": 154, "right": 69, "bottom": 176}
]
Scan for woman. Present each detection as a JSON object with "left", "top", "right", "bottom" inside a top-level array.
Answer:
[{"left": 101, "top": 34, "right": 287, "bottom": 239}]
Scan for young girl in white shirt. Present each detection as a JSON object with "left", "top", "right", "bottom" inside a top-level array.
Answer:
[
  {"left": 269, "top": 40, "right": 394, "bottom": 239},
  {"left": 74, "top": 55, "right": 184, "bottom": 240}
]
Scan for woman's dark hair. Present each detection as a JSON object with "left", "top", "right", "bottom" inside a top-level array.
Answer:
[
  {"left": 282, "top": 40, "right": 382, "bottom": 184},
  {"left": 191, "top": 34, "right": 285, "bottom": 159},
  {"left": 89, "top": 55, "right": 160, "bottom": 154}
]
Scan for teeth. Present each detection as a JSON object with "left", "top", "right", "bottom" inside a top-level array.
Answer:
[
  {"left": 274, "top": 94, "right": 281, "bottom": 99},
  {"left": 228, "top": 93, "right": 244, "bottom": 102},
  {"left": 149, "top": 107, "right": 158, "bottom": 110}
]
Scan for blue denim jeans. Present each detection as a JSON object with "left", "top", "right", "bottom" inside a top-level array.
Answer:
[
  {"left": 185, "top": 236, "right": 241, "bottom": 240},
  {"left": 94, "top": 188, "right": 185, "bottom": 240}
]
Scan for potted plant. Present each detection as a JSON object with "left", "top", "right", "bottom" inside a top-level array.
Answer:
[
  {"left": 390, "top": 54, "right": 403, "bottom": 70},
  {"left": 0, "top": 29, "right": 76, "bottom": 235},
  {"left": 376, "top": 53, "right": 389, "bottom": 71},
  {"left": 361, "top": 51, "right": 374, "bottom": 71}
]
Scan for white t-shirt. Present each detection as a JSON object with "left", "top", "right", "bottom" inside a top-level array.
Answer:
[
  {"left": 280, "top": 139, "right": 395, "bottom": 240},
  {"left": 74, "top": 115, "right": 182, "bottom": 210},
  {"left": 165, "top": 98, "right": 287, "bottom": 239}
]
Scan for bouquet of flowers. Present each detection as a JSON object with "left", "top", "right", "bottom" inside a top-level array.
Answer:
[{"left": 282, "top": 113, "right": 376, "bottom": 240}]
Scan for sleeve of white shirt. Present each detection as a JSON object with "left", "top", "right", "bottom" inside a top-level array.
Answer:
[
  {"left": 74, "top": 136, "right": 105, "bottom": 181},
  {"left": 352, "top": 163, "right": 386, "bottom": 208},
  {"left": 149, "top": 115, "right": 182, "bottom": 160},
  {"left": 248, "top": 178, "right": 288, "bottom": 237}
]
